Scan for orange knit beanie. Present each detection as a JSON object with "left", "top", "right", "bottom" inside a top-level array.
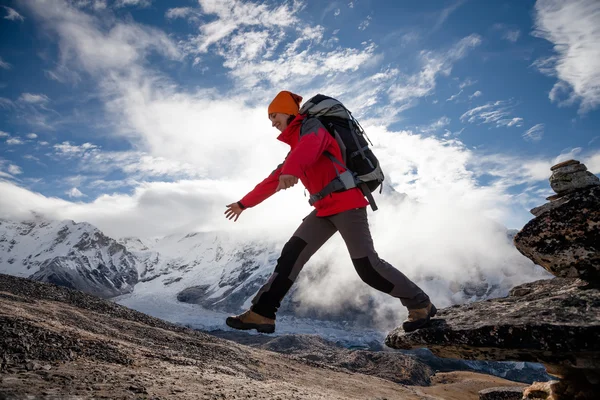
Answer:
[{"left": 268, "top": 91, "right": 303, "bottom": 116}]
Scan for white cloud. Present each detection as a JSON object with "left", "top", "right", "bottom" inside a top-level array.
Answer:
[
  {"left": 0, "top": 130, "right": 9, "bottom": 137},
  {"left": 26, "top": 133, "right": 38, "bottom": 139},
  {"left": 348, "top": 2, "right": 354, "bottom": 8},
  {"left": 0, "top": 98, "right": 15, "bottom": 109},
  {"left": 523, "top": 124, "right": 545, "bottom": 142},
  {"left": 461, "top": 101, "right": 524, "bottom": 128},
  {"left": 358, "top": 15, "right": 371, "bottom": 30},
  {"left": 67, "top": 187, "right": 85, "bottom": 198},
  {"left": 503, "top": 29, "right": 520, "bottom": 42},
  {"left": 469, "top": 90, "right": 482, "bottom": 99},
  {"left": 22, "top": 0, "right": 181, "bottom": 76},
  {"left": 334, "top": 9, "right": 341, "bottom": 17},
  {"left": 188, "top": 0, "right": 302, "bottom": 54},
  {"left": 54, "top": 141, "right": 98, "bottom": 158},
  {"left": 23, "top": 154, "right": 41, "bottom": 162},
  {"left": 446, "top": 90, "right": 463, "bottom": 102},
  {"left": 419, "top": 116, "right": 451, "bottom": 134},
  {"left": 459, "top": 78, "right": 477, "bottom": 89},
  {"left": 38, "top": 141, "right": 50, "bottom": 146},
  {"left": 6, "top": 137, "right": 24, "bottom": 145},
  {"left": 8, "top": 164, "right": 23, "bottom": 175},
  {"left": 0, "top": 56, "right": 11, "bottom": 69},
  {"left": 165, "top": 7, "right": 197, "bottom": 20},
  {"left": 114, "top": 0, "right": 151, "bottom": 8},
  {"left": 388, "top": 34, "right": 482, "bottom": 107},
  {"left": 3, "top": 6, "right": 24, "bottom": 21},
  {"left": 533, "top": 0, "right": 600, "bottom": 113},
  {"left": 433, "top": 0, "right": 467, "bottom": 32},
  {"left": 18, "top": 93, "right": 50, "bottom": 104}
]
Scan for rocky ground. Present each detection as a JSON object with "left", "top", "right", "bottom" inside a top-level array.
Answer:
[{"left": 0, "top": 273, "right": 523, "bottom": 399}]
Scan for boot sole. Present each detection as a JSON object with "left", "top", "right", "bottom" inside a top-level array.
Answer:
[
  {"left": 226, "top": 317, "right": 275, "bottom": 334},
  {"left": 402, "top": 304, "right": 437, "bottom": 333}
]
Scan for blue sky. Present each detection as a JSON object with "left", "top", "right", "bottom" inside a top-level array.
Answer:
[{"left": 0, "top": 0, "right": 599, "bottom": 238}]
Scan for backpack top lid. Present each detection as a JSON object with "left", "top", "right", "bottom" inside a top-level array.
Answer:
[{"left": 299, "top": 94, "right": 349, "bottom": 120}]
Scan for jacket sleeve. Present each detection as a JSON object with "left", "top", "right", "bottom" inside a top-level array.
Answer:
[
  {"left": 281, "top": 118, "right": 331, "bottom": 178},
  {"left": 238, "top": 162, "right": 284, "bottom": 209}
]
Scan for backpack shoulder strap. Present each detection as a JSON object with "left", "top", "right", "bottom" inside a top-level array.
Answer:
[{"left": 299, "top": 116, "right": 324, "bottom": 138}]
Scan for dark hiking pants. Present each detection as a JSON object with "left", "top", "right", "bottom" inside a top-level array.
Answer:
[{"left": 250, "top": 207, "right": 430, "bottom": 319}]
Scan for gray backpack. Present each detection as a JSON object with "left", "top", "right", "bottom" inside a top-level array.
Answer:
[{"left": 299, "top": 94, "right": 384, "bottom": 211}]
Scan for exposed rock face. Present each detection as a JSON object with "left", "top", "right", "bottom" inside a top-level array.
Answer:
[
  {"left": 549, "top": 160, "right": 599, "bottom": 195},
  {"left": 515, "top": 185, "right": 600, "bottom": 282},
  {"left": 385, "top": 278, "right": 600, "bottom": 399},
  {"left": 478, "top": 386, "right": 523, "bottom": 400},
  {"left": 0, "top": 218, "right": 138, "bottom": 298},
  {"left": 515, "top": 160, "right": 600, "bottom": 284}
]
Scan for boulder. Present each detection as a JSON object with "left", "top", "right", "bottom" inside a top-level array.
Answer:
[
  {"left": 515, "top": 185, "right": 600, "bottom": 283},
  {"left": 385, "top": 278, "right": 600, "bottom": 399},
  {"left": 479, "top": 386, "right": 523, "bottom": 400}
]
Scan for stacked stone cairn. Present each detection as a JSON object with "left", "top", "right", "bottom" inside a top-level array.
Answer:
[{"left": 385, "top": 160, "right": 600, "bottom": 400}]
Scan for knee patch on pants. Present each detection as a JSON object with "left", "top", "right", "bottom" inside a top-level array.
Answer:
[
  {"left": 352, "top": 257, "right": 394, "bottom": 293},
  {"left": 274, "top": 236, "right": 307, "bottom": 276}
]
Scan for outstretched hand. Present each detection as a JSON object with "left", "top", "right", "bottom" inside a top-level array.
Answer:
[
  {"left": 225, "top": 203, "right": 244, "bottom": 222},
  {"left": 276, "top": 174, "right": 299, "bottom": 192}
]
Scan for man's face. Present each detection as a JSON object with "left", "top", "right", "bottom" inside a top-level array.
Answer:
[{"left": 269, "top": 112, "right": 291, "bottom": 132}]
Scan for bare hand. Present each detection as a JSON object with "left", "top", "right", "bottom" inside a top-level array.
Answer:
[
  {"left": 276, "top": 174, "right": 299, "bottom": 192},
  {"left": 225, "top": 203, "right": 244, "bottom": 222}
]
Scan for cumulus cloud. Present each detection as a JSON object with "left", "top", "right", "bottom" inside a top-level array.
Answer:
[
  {"left": 26, "top": 133, "right": 38, "bottom": 139},
  {"left": 8, "top": 164, "right": 23, "bottom": 175},
  {"left": 66, "top": 187, "right": 85, "bottom": 198},
  {"left": 533, "top": 0, "right": 600, "bottom": 113},
  {"left": 0, "top": 130, "right": 9, "bottom": 137},
  {"left": 22, "top": 0, "right": 181, "bottom": 76},
  {"left": 461, "top": 101, "right": 524, "bottom": 128},
  {"left": 3, "top": 6, "right": 24, "bottom": 21},
  {"left": 6, "top": 137, "right": 24, "bottom": 145},
  {"left": 523, "top": 124, "right": 545, "bottom": 142}
]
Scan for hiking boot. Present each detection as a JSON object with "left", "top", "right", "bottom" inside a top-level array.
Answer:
[
  {"left": 402, "top": 303, "right": 437, "bottom": 333},
  {"left": 225, "top": 310, "right": 275, "bottom": 334}
]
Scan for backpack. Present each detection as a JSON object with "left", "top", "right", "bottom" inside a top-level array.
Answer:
[{"left": 299, "top": 94, "right": 384, "bottom": 211}]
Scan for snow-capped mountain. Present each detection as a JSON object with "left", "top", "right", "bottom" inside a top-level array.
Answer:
[
  {"left": 0, "top": 217, "right": 138, "bottom": 298},
  {"left": 117, "top": 231, "right": 282, "bottom": 313},
  {"left": 0, "top": 215, "right": 550, "bottom": 331}
]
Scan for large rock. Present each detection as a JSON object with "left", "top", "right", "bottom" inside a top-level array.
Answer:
[
  {"left": 549, "top": 160, "right": 599, "bottom": 195},
  {"left": 514, "top": 185, "right": 600, "bottom": 283},
  {"left": 385, "top": 278, "right": 600, "bottom": 399},
  {"left": 479, "top": 386, "right": 523, "bottom": 400}
]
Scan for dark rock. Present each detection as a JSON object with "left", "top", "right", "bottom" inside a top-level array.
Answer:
[
  {"left": 385, "top": 278, "right": 600, "bottom": 367},
  {"left": 550, "top": 170, "right": 599, "bottom": 194},
  {"left": 514, "top": 186, "right": 600, "bottom": 283},
  {"left": 385, "top": 278, "right": 600, "bottom": 399},
  {"left": 479, "top": 386, "right": 523, "bottom": 400}
]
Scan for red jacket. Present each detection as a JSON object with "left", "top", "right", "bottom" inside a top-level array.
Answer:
[{"left": 239, "top": 114, "right": 369, "bottom": 216}]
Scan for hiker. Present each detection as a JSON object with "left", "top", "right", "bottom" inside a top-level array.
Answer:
[{"left": 224, "top": 90, "right": 436, "bottom": 333}]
